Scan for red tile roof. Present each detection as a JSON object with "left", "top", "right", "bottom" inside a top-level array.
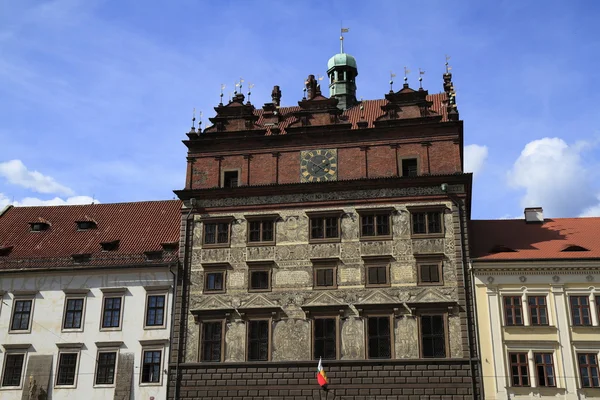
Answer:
[
  {"left": 470, "top": 218, "right": 600, "bottom": 261},
  {"left": 0, "top": 200, "right": 182, "bottom": 270},
  {"left": 252, "top": 92, "right": 449, "bottom": 135}
]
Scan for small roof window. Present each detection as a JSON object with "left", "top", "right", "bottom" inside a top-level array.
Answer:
[
  {"left": 29, "top": 222, "right": 50, "bottom": 232},
  {"left": 144, "top": 251, "right": 163, "bottom": 261},
  {"left": 101, "top": 240, "right": 120, "bottom": 252},
  {"left": 76, "top": 221, "right": 97, "bottom": 230},
  {"left": 161, "top": 242, "right": 178, "bottom": 252},
  {"left": 561, "top": 245, "right": 589, "bottom": 252},
  {"left": 72, "top": 253, "right": 92, "bottom": 263},
  {"left": 489, "top": 245, "right": 517, "bottom": 254},
  {"left": 0, "top": 246, "right": 13, "bottom": 257}
]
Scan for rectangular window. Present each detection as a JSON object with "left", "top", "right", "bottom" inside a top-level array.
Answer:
[
  {"left": 570, "top": 296, "right": 591, "bottom": 326},
  {"left": 578, "top": 353, "right": 600, "bottom": 388},
  {"left": 201, "top": 321, "right": 223, "bottom": 362},
  {"left": 367, "top": 316, "right": 391, "bottom": 359},
  {"left": 534, "top": 353, "right": 556, "bottom": 387},
  {"left": 247, "top": 320, "right": 269, "bottom": 361},
  {"left": 418, "top": 262, "right": 442, "bottom": 285},
  {"left": 63, "top": 298, "right": 84, "bottom": 330},
  {"left": 509, "top": 352, "right": 530, "bottom": 387},
  {"left": 248, "top": 220, "right": 274, "bottom": 244},
  {"left": 223, "top": 170, "right": 239, "bottom": 188},
  {"left": 310, "top": 216, "right": 340, "bottom": 241},
  {"left": 314, "top": 266, "right": 336, "bottom": 289},
  {"left": 249, "top": 269, "right": 271, "bottom": 292},
  {"left": 411, "top": 211, "right": 442, "bottom": 235},
  {"left": 528, "top": 296, "right": 548, "bottom": 326},
  {"left": 141, "top": 350, "right": 162, "bottom": 383},
  {"left": 11, "top": 299, "right": 33, "bottom": 331},
  {"left": 145, "top": 295, "right": 166, "bottom": 327},
  {"left": 204, "top": 271, "right": 225, "bottom": 293},
  {"left": 360, "top": 213, "right": 391, "bottom": 239},
  {"left": 95, "top": 352, "right": 117, "bottom": 385},
  {"left": 56, "top": 353, "right": 78, "bottom": 386},
  {"left": 313, "top": 318, "right": 337, "bottom": 360},
  {"left": 504, "top": 296, "right": 523, "bottom": 326},
  {"left": 203, "top": 222, "right": 230, "bottom": 246},
  {"left": 421, "top": 315, "right": 446, "bottom": 358},
  {"left": 1, "top": 353, "right": 25, "bottom": 387},
  {"left": 402, "top": 158, "right": 418, "bottom": 177},
  {"left": 101, "top": 297, "right": 122, "bottom": 329},
  {"left": 366, "top": 265, "right": 389, "bottom": 287}
]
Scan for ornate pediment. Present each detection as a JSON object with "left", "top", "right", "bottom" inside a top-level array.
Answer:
[
  {"left": 358, "top": 290, "right": 398, "bottom": 305},
  {"left": 304, "top": 291, "right": 345, "bottom": 306},
  {"left": 197, "top": 296, "right": 231, "bottom": 310},
  {"left": 241, "top": 294, "right": 279, "bottom": 309},
  {"left": 413, "top": 287, "right": 451, "bottom": 303}
]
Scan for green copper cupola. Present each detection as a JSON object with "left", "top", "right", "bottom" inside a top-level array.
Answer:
[{"left": 327, "top": 31, "right": 358, "bottom": 110}]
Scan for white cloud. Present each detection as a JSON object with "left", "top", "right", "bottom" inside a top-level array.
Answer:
[
  {"left": 0, "top": 159, "right": 74, "bottom": 195},
  {"left": 508, "top": 137, "right": 596, "bottom": 217},
  {"left": 464, "top": 144, "right": 488, "bottom": 177},
  {"left": 0, "top": 193, "right": 98, "bottom": 208}
]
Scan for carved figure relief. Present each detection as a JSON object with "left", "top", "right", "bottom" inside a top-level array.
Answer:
[
  {"left": 201, "top": 248, "right": 230, "bottom": 263},
  {"left": 231, "top": 220, "right": 246, "bottom": 246},
  {"left": 341, "top": 213, "right": 358, "bottom": 240},
  {"left": 310, "top": 243, "right": 340, "bottom": 258},
  {"left": 341, "top": 317, "right": 364, "bottom": 359},
  {"left": 395, "top": 317, "right": 418, "bottom": 358},
  {"left": 225, "top": 321, "right": 246, "bottom": 362},
  {"left": 394, "top": 210, "right": 411, "bottom": 238},
  {"left": 449, "top": 315, "right": 463, "bottom": 357},
  {"left": 185, "top": 315, "right": 199, "bottom": 362},
  {"left": 412, "top": 238, "right": 445, "bottom": 254},
  {"left": 272, "top": 319, "right": 310, "bottom": 361},
  {"left": 230, "top": 248, "right": 246, "bottom": 263},
  {"left": 341, "top": 242, "right": 360, "bottom": 260},
  {"left": 278, "top": 216, "right": 307, "bottom": 243},
  {"left": 247, "top": 246, "right": 275, "bottom": 261},
  {"left": 276, "top": 245, "right": 309, "bottom": 261},
  {"left": 360, "top": 240, "right": 393, "bottom": 256}
]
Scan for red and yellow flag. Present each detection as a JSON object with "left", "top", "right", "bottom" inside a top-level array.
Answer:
[{"left": 316, "top": 357, "right": 328, "bottom": 389}]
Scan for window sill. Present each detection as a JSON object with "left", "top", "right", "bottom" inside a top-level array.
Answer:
[
  {"left": 411, "top": 234, "right": 445, "bottom": 239},
  {"left": 7, "top": 329, "right": 31, "bottom": 334},
  {"left": 417, "top": 282, "right": 444, "bottom": 287},
  {"left": 246, "top": 242, "right": 276, "bottom": 247},
  {"left": 203, "top": 290, "right": 226, "bottom": 295},
  {"left": 99, "top": 327, "right": 122, "bottom": 332},
  {"left": 61, "top": 328, "right": 84, "bottom": 333},
  {"left": 0, "top": 386, "right": 23, "bottom": 390},
  {"left": 359, "top": 236, "right": 393, "bottom": 242},
  {"left": 93, "top": 383, "right": 116, "bottom": 388},
  {"left": 248, "top": 288, "right": 272, "bottom": 293},
  {"left": 309, "top": 238, "right": 342, "bottom": 244},
  {"left": 202, "top": 244, "right": 231, "bottom": 249},
  {"left": 143, "top": 325, "right": 167, "bottom": 330},
  {"left": 139, "top": 382, "right": 162, "bottom": 387},
  {"left": 365, "top": 283, "right": 391, "bottom": 288},
  {"left": 313, "top": 285, "right": 338, "bottom": 290}
]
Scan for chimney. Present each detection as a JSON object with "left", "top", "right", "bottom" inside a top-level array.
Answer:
[{"left": 524, "top": 207, "right": 544, "bottom": 223}]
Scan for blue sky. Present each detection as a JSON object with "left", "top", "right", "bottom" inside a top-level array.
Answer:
[{"left": 1, "top": 0, "right": 599, "bottom": 219}]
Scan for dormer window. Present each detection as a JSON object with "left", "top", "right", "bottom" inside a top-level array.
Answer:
[
  {"left": 76, "top": 221, "right": 97, "bottom": 230},
  {"left": 222, "top": 170, "right": 239, "bottom": 188},
  {"left": 144, "top": 251, "right": 163, "bottom": 261},
  {"left": 101, "top": 240, "right": 120, "bottom": 252},
  {"left": 0, "top": 246, "right": 13, "bottom": 256},
  {"left": 29, "top": 222, "right": 49, "bottom": 232},
  {"left": 562, "top": 245, "right": 589, "bottom": 252},
  {"left": 161, "top": 242, "right": 178, "bottom": 252},
  {"left": 72, "top": 253, "right": 91, "bottom": 263}
]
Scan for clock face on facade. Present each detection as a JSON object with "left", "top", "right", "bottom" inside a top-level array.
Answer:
[{"left": 300, "top": 149, "right": 338, "bottom": 182}]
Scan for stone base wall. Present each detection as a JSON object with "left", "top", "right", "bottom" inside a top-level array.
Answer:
[{"left": 169, "top": 359, "right": 476, "bottom": 400}]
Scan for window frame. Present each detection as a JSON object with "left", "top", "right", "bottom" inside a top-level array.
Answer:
[
  {"left": 99, "top": 288, "right": 126, "bottom": 332},
  {"left": 419, "top": 313, "right": 449, "bottom": 359},
  {"left": 140, "top": 347, "right": 164, "bottom": 386},
  {"left": 312, "top": 315, "right": 339, "bottom": 361},
  {"left": 61, "top": 293, "right": 87, "bottom": 332},
  {"left": 144, "top": 291, "right": 168, "bottom": 329},
  {"left": 570, "top": 295, "right": 592, "bottom": 326},
  {"left": 365, "top": 313, "right": 394, "bottom": 360},
  {"left": 203, "top": 266, "right": 227, "bottom": 294},
  {"left": 9, "top": 294, "right": 35, "bottom": 334},
  {"left": 199, "top": 319, "right": 226, "bottom": 363},
  {"left": 577, "top": 352, "right": 600, "bottom": 388},
  {"left": 533, "top": 352, "right": 556, "bottom": 387},
  {"left": 356, "top": 208, "right": 393, "bottom": 241},
  {"left": 508, "top": 352, "right": 530, "bottom": 387},
  {"left": 400, "top": 156, "right": 420, "bottom": 177},
  {"left": 221, "top": 168, "right": 241, "bottom": 188},
  {"left": 201, "top": 217, "right": 234, "bottom": 248},
  {"left": 503, "top": 295, "right": 524, "bottom": 326},
  {"left": 307, "top": 211, "right": 343, "bottom": 244},
  {"left": 408, "top": 206, "right": 445, "bottom": 238},
  {"left": 248, "top": 265, "right": 272, "bottom": 293},
  {"left": 246, "top": 318, "right": 272, "bottom": 362},
  {"left": 94, "top": 350, "right": 118, "bottom": 387},
  {"left": 245, "top": 215, "right": 277, "bottom": 246},
  {"left": 527, "top": 296, "right": 549, "bottom": 326},
  {"left": 313, "top": 263, "right": 338, "bottom": 290},
  {"left": 1, "top": 351, "right": 26, "bottom": 388},
  {"left": 416, "top": 258, "right": 444, "bottom": 286},
  {"left": 55, "top": 350, "right": 81, "bottom": 388},
  {"left": 365, "top": 263, "right": 390, "bottom": 288}
]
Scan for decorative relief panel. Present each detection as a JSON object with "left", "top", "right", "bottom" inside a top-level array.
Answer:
[
  {"left": 276, "top": 245, "right": 309, "bottom": 261},
  {"left": 228, "top": 271, "right": 246, "bottom": 289},
  {"left": 394, "top": 210, "right": 411, "bottom": 238},
  {"left": 392, "top": 240, "right": 411, "bottom": 257},
  {"left": 278, "top": 216, "right": 307, "bottom": 243},
  {"left": 201, "top": 248, "right": 230, "bottom": 263},
  {"left": 272, "top": 319, "right": 311, "bottom": 361},
  {"left": 341, "top": 317, "right": 365, "bottom": 360},
  {"left": 247, "top": 246, "right": 275, "bottom": 261},
  {"left": 360, "top": 241, "right": 393, "bottom": 256},
  {"left": 274, "top": 270, "right": 311, "bottom": 288},
  {"left": 310, "top": 243, "right": 341, "bottom": 259},
  {"left": 449, "top": 315, "right": 463, "bottom": 357},
  {"left": 231, "top": 220, "right": 246, "bottom": 246},
  {"left": 225, "top": 321, "right": 246, "bottom": 362},
  {"left": 412, "top": 238, "right": 445, "bottom": 254},
  {"left": 339, "top": 265, "right": 361, "bottom": 285},
  {"left": 341, "top": 213, "right": 359, "bottom": 240},
  {"left": 185, "top": 315, "right": 199, "bottom": 362},
  {"left": 442, "top": 260, "right": 457, "bottom": 283},
  {"left": 341, "top": 242, "right": 360, "bottom": 260},
  {"left": 391, "top": 263, "right": 414, "bottom": 284},
  {"left": 395, "top": 317, "right": 418, "bottom": 358},
  {"left": 190, "top": 269, "right": 204, "bottom": 288},
  {"left": 230, "top": 248, "right": 246, "bottom": 263}
]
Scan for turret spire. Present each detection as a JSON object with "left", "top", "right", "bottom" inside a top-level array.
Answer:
[{"left": 328, "top": 27, "right": 358, "bottom": 110}]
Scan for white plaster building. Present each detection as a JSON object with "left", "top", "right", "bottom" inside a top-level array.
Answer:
[
  {"left": 0, "top": 200, "right": 181, "bottom": 400},
  {"left": 471, "top": 209, "right": 600, "bottom": 400}
]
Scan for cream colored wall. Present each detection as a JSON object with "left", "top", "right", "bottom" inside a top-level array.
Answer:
[{"left": 474, "top": 266, "right": 600, "bottom": 400}]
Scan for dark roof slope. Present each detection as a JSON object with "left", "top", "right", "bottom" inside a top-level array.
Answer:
[
  {"left": 0, "top": 200, "right": 182, "bottom": 270},
  {"left": 470, "top": 218, "right": 600, "bottom": 261}
]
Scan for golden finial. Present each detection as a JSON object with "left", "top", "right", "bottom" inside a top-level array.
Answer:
[
  {"left": 403, "top": 67, "right": 410, "bottom": 84},
  {"left": 419, "top": 68, "right": 425, "bottom": 89},
  {"left": 389, "top": 71, "right": 396, "bottom": 92},
  {"left": 445, "top": 55, "right": 452, "bottom": 74}
]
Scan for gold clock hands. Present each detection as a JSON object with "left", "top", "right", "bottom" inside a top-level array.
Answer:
[{"left": 308, "top": 160, "right": 327, "bottom": 172}]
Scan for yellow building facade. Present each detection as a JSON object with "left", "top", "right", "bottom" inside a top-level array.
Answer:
[{"left": 472, "top": 210, "right": 600, "bottom": 400}]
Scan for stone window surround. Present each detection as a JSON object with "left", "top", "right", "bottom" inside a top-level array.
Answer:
[
  {"left": 93, "top": 348, "right": 119, "bottom": 388},
  {"left": 417, "top": 311, "right": 449, "bottom": 359},
  {"left": 311, "top": 314, "right": 341, "bottom": 361},
  {"left": 355, "top": 207, "right": 394, "bottom": 241},
  {"left": 54, "top": 343, "right": 83, "bottom": 389},
  {"left": 498, "top": 288, "right": 555, "bottom": 327},
  {"left": 245, "top": 214, "right": 279, "bottom": 247},
  {"left": 566, "top": 290, "right": 600, "bottom": 327},
  {"left": 221, "top": 168, "right": 241, "bottom": 188},
  {"left": 312, "top": 261, "right": 338, "bottom": 290},
  {"left": 143, "top": 286, "right": 170, "bottom": 330},
  {"left": 306, "top": 210, "right": 343, "bottom": 244},
  {"left": 364, "top": 262, "right": 391, "bottom": 288},
  {"left": 572, "top": 343, "right": 600, "bottom": 389},
  {"left": 139, "top": 346, "right": 165, "bottom": 386},
  {"left": 61, "top": 289, "right": 89, "bottom": 333},
  {"left": 201, "top": 216, "right": 234, "bottom": 248},
  {"left": 363, "top": 312, "right": 395, "bottom": 360},
  {"left": 399, "top": 154, "right": 421, "bottom": 177},
  {"left": 415, "top": 254, "right": 444, "bottom": 286},
  {"left": 8, "top": 291, "right": 37, "bottom": 334},
  {"left": 202, "top": 263, "right": 230, "bottom": 294},
  {"left": 503, "top": 344, "right": 560, "bottom": 389},
  {"left": 508, "top": 351, "right": 530, "bottom": 387},
  {"left": 198, "top": 318, "right": 226, "bottom": 363},
  {"left": 0, "top": 344, "right": 30, "bottom": 389},
  {"left": 99, "top": 288, "right": 127, "bottom": 332},
  {"left": 247, "top": 262, "right": 273, "bottom": 293},
  {"left": 245, "top": 317, "right": 273, "bottom": 362},
  {"left": 407, "top": 205, "right": 446, "bottom": 239}
]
